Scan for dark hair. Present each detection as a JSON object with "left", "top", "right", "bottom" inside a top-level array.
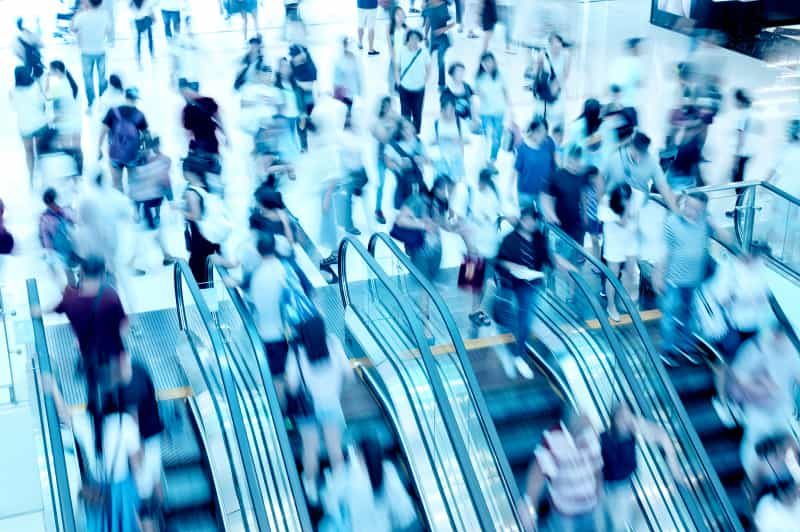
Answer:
[
  {"left": 14, "top": 66, "right": 34, "bottom": 88},
  {"left": 275, "top": 58, "right": 295, "bottom": 90},
  {"left": 527, "top": 117, "right": 546, "bottom": 135},
  {"left": 131, "top": 0, "right": 144, "bottom": 9},
  {"left": 89, "top": 0, "right": 103, "bottom": 7},
  {"left": 405, "top": 28, "right": 423, "bottom": 44},
  {"left": 734, "top": 88, "right": 752, "bottom": 107},
  {"left": 109, "top": 73, "right": 123, "bottom": 91},
  {"left": 255, "top": 187, "right": 284, "bottom": 210},
  {"left": 631, "top": 131, "right": 651, "bottom": 153},
  {"left": 49, "top": 60, "right": 79, "bottom": 99},
  {"left": 439, "top": 93, "right": 456, "bottom": 110},
  {"left": 584, "top": 165, "right": 600, "bottom": 179},
  {"left": 388, "top": 6, "right": 407, "bottom": 37},
  {"left": 298, "top": 315, "right": 330, "bottom": 363},
  {"left": 359, "top": 436, "right": 385, "bottom": 493},
  {"left": 377, "top": 96, "right": 393, "bottom": 119},
  {"left": 609, "top": 183, "right": 632, "bottom": 216},
  {"left": 448, "top": 61, "right": 465, "bottom": 77},
  {"left": 476, "top": 52, "right": 498, "bottom": 80},
  {"left": 519, "top": 205, "right": 541, "bottom": 222},
  {"left": 256, "top": 233, "right": 276, "bottom": 257},
  {"left": 478, "top": 167, "right": 499, "bottom": 196},
  {"left": 82, "top": 255, "right": 107, "bottom": 278},
  {"left": 580, "top": 98, "right": 602, "bottom": 136},
  {"left": 566, "top": 144, "right": 583, "bottom": 161},
  {"left": 43, "top": 188, "right": 58, "bottom": 206}
]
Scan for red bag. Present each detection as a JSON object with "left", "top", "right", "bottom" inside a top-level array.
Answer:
[{"left": 458, "top": 256, "right": 487, "bottom": 293}]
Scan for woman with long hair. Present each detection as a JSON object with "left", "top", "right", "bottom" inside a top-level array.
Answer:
[
  {"left": 387, "top": 6, "right": 408, "bottom": 93},
  {"left": 130, "top": 0, "right": 156, "bottom": 67},
  {"left": 10, "top": 65, "right": 48, "bottom": 183},
  {"left": 475, "top": 52, "right": 510, "bottom": 165},
  {"left": 566, "top": 98, "right": 602, "bottom": 167},
  {"left": 599, "top": 182, "right": 638, "bottom": 321},
  {"left": 46, "top": 60, "right": 82, "bottom": 150}
]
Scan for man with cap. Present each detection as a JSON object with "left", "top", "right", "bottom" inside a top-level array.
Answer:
[{"left": 98, "top": 87, "right": 150, "bottom": 190}]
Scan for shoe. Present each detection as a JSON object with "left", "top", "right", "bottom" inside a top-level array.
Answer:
[
  {"left": 302, "top": 475, "right": 319, "bottom": 506},
  {"left": 725, "top": 210, "right": 735, "bottom": 218},
  {"left": 375, "top": 210, "right": 386, "bottom": 224},
  {"left": 162, "top": 256, "right": 176, "bottom": 267},
  {"left": 477, "top": 310, "right": 492, "bottom": 327},
  {"left": 133, "top": 268, "right": 147, "bottom": 277},
  {"left": 409, "top": 7, "right": 420, "bottom": 13},
  {"left": 368, "top": 49, "right": 380, "bottom": 56},
  {"left": 467, "top": 31, "right": 479, "bottom": 39},
  {"left": 346, "top": 227, "right": 361, "bottom": 236},
  {"left": 320, "top": 253, "right": 338, "bottom": 267},
  {"left": 469, "top": 311, "right": 484, "bottom": 328},
  {"left": 357, "top": 43, "right": 364, "bottom": 50},
  {"left": 607, "top": 307, "right": 621, "bottom": 322},
  {"left": 514, "top": 356, "right": 535, "bottom": 380},
  {"left": 498, "top": 351, "right": 517, "bottom": 379}
]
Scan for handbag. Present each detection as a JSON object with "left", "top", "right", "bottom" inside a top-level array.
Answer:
[
  {"left": 285, "top": 344, "right": 315, "bottom": 419},
  {"left": 390, "top": 223, "right": 425, "bottom": 251},
  {"left": 458, "top": 255, "right": 487, "bottom": 293}
]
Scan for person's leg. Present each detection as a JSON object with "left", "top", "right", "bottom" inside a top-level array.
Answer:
[
  {"left": 298, "top": 423, "right": 321, "bottom": 497},
  {"left": 162, "top": 10, "right": 172, "bottom": 38},
  {"left": 482, "top": 28, "right": 494, "bottom": 52},
  {"left": 22, "top": 137, "right": 35, "bottom": 182},
  {"left": 321, "top": 423, "right": 344, "bottom": 470},
  {"left": 514, "top": 284, "right": 536, "bottom": 358},
  {"left": 135, "top": 22, "right": 144, "bottom": 64},
  {"left": 97, "top": 54, "right": 108, "bottom": 97},
  {"left": 110, "top": 164, "right": 124, "bottom": 191},
  {"left": 660, "top": 284, "right": 693, "bottom": 354},
  {"left": 455, "top": 0, "right": 463, "bottom": 27},
  {"left": 606, "top": 261, "right": 622, "bottom": 320},
  {"left": 412, "top": 89, "right": 425, "bottom": 132},
  {"left": 375, "top": 148, "right": 387, "bottom": 219},
  {"left": 81, "top": 54, "right": 95, "bottom": 106},
  {"left": 488, "top": 114, "right": 503, "bottom": 162},
  {"left": 436, "top": 43, "right": 447, "bottom": 89},
  {"left": 398, "top": 87, "right": 412, "bottom": 123},
  {"left": 146, "top": 24, "right": 154, "bottom": 57},
  {"left": 623, "top": 255, "right": 640, "bottom": 304},
  {"left": 368, "top": 15, "right": 376, "bottom": 52}
]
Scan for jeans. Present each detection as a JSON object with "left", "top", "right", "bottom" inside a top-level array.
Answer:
[
  {"left": 514, "top": 282, "right": 540, "bottom": 358},
  {"left": 660, "top": 284, "right": 696, "bottom": 354},
  {"left": 162, "top": 9, "right": 180, "bottom": 38},
  {"left": 376, "top": 144, "right": 387, "bottom": 213},
  {"left": 399, "top": 86, "right": 425, "bottom": 133},
  {"left": 81, "top": 53, "right": 108, "bottom": 106},
  {"left": 135, "top": 17, "right": 154, "bottom": 61},
  {"left": 430, "top": 38, "right": 449, "bottom": 89},
  {"left": 481, "top": 113, "right": 503, "bottom": 162}
]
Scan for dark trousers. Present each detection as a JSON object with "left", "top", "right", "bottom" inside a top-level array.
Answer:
[
  {"left": 513, "top": 282, "right": 540, "bottom": 358},
  {"left": 430, "top": 39, "right": 449, "bottom": 89},
  {"left": 135, "top": 18, "right": 154, "bottom": 60},
  {"left": 162, "top": 9, "right": 180, "bottom": 38},
  {"left": 399, "top": 86, "right": 425, "bottom": 133},
  {"left": 453, "top": 0, "right": 463, "bottom": 24},
  {"left": 732, "top": 155, "right": 749, "bottom": 184},
  {"left": 137, "top": 198, "right": 164, "bottom": 230}
]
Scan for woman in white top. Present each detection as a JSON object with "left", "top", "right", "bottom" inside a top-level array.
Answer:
[
  {"left": 285, "top": 315, "right": 353, "bottom": 503},
  {"left": 10, "top": 66, "right": 48, "bottom": 183},
  {"left": 545, "top": 33, "right": 570, "bottom": 126},
  {"left": 275, "top": 57, "right": 302, "bottom": 159},
  {"left": 130, "top": 0, "right": 156, "bottom": 66},
  {"left": 44, "top": 376, "right": 142, "bottom": 532},
  {"left": 434, "top": 96, "right": 465, "bottom": 182},
  {"left": 395, "top": 29, "right": 431, "bottom": 133},
  {"left": 332, "top": 37, "right": 363, "bottom": 120},
  {"left": 475, "top": 52, "right": 510, "bottom": 164},
  {"left": 386, "top": 6, "right": 408, "bottom": 93},
  {"left": 46, "top": 61, "right": 82, "bottom": 150},
  {"left": 599, "top": 182, "right": 639, "bottom": 321}
]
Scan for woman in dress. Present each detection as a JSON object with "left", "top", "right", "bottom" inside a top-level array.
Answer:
[
  {"left": 386, "top": 6, "right": 407, "bottom": 94},
  {"left": 599, "top": 182, "right": 639, "bottom": 321}
]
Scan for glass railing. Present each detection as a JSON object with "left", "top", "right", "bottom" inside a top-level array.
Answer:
[
  {"left": 368, "top": 232, "right": 522, "bottom": 528},
  {"left": 172, "top": 260, "right": 270, "bottom": 531},
  {"left": 26, "top": 279, "right": 77, "bottom": 532},
  {"left": 206, "top": 262, "right": 313, "bottom": 532},
  {"left": 338, "top": 236, "right": 504, "bottom": 531},
  {"left": 546, "top": 224, "right": 743, "bottom": 531}
]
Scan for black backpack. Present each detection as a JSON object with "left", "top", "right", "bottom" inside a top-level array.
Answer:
[{"left": 532, "top": 53, "right": 560, "bottom": 104}]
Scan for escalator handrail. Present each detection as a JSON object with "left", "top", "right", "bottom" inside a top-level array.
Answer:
[
  {"left": 337, "top": 236, "right": 500, "bottom": 532},
  {"left": 172, "top": 260, "right": 270, "bottom": 532},
  {"left": 546, "top": 223, "right": 743, "bottom": 531},
  {"left": 211, "top": 263, "right": 314, "bottom": 532},
  {"left": 367, "top": 232, "right": 523, "bottom": 516},
  {"left": 26, "top": 279, "right": 77, "bottom": 532}
]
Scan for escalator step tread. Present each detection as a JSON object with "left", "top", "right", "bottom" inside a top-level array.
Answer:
[
  {"left": 485, "top": 387, "right": 562, "bottom": 427},
  {"left": 666, "top": 365, "right": 715, "bottom": 401},
  {"left": 163, "top": 465, "right": 213, "bottom": 513},
  {"left": 685, "top": 404, "right": 743, "bottom": 442},
  {"left": 166, "top": 510, "right": 220, "bottom": 532},
  {"left": 159, "top": 406, "right": 203, "bottom": 469},
  {"left": 496, "top": 417, "right": 559, "bottom": 469}
]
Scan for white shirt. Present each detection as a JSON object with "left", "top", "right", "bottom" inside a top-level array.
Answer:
[
  {"left": 397, "top": 45, "right": 430, "bottom": 92},
  {"left": 72, "top": 8, "right": 112, "bottom": 55},
  {"left": 72, "top": 412, "right": 140, "bottom": 483},
  {"left": 249, "top": 257, "right": 287, "bottom": 343},
  {"left": 467, "top": 186, "right": 502, "bottom": 257},
  {"left": 10, "top": 85, "right": 48, "bottom": 136},
  {"left": 475, "top": 73, "right": 506, "bottom": 116},
  {"left": 734, "top": 107, "right": 756, "bottom": 157},
  {"left": 338, "top": 129, "right": 365, "bottom": 172},
  {"left": 609, "top": 55, "right": 643, "bottom": 108},
  {"left": 48, "top": 76, "right": 82, "bottom": 135},
  {"left": 732, "top": 336, "right": 800, "bottom": 413},
  {"left": 286, "top": 334, "right": 351, "bottom": 410},
  {"left": 754, "top": 494, "right": 800, "bottom": 532}
]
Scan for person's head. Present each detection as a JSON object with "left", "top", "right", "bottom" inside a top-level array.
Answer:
[
  {"left": 81, "top": 254, "right": 107, "bottom": 280},
  {"left": 109, "top": 73, "right": 124, "bottom": 92},
  {"left": 609, "top": 183, "right": 632, "bottom": 217},
  {"left": 298, "top": 314, "right": 330, "bottom": 363},
  {"left": 399, "top": 118, "right": 416, "bottom": 140},
  {"left": 734, "top": 88, "right": 752, "bottom": 109},
  {"left": 564, "top": 145, "right": 583, "bottom": 173},
  {"left": 377, "top": 96, "right": 393, "bottom": 119},
  {"left": 478, "top": 167, "right": 498, "bottom": 195},
  {"left": 358, "top": 436, "right": 386, "bottom": 493},
  {"left": 89, "top": 0, "right": 102, "bottom": 8},
  {"left": 391, "top": 6, "right": 406, "bottom": 31},
  {"left": 43, "top": 187, "right": 59, "bottom": 208},
  {"left": 124, "top": 87, "right": 140, "bottom": 104},
  {"left": 255, "top": 187, "right": 285, "bottom": 211},
  {"left": 448, "top": 61, "right": 465, "bottom": 83},
  {"left": 518, "top": 206, "right": 542, "bottom": 234},
  {"left": 432, "top": 175, "right": 453, "bottom": 201},
  {"left": 14, "top": 66, "right": 34, "bottom": 88},
  {"left": 478, "top": 52, "right": 498, "bottom": 78},
  {"left": 526, "top": 117, "right": 548, "bottom": 144},
  {"left": 625, "top": 37, "right": 643, "bottom": 56},
  {"left": 628, "top": 131, "right": 651, "bottom": 163},
  {"left": 256, "top": 232, "right": 276, "bottom": 258},
  {"left": 440, "top": 95, "right": 456, "bottom": 120},
  {"left": 581, "top": 98, "right": 602, "bottom": 135},
  {"left": 49, "top": 60, "right": 79, "bottom": 99},
  {"left": 405, "top": 29, "right": 423, "bottom": 50},
  {"left": 609, "top": 402, "right": 636, "bottom": 436},
  {"left": 548, "top": 33, "right": 566, "bottom": 54},
  {"left": 679, "top": 191, "right": 708, "bottom": 222}
]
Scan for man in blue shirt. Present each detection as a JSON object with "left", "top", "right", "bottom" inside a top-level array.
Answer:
[
  {"left": 514, "top": 117, "right": 556, "bottom": 210},
  {"left": 357, "top": 0, "right": 380, "bottom": 55}
]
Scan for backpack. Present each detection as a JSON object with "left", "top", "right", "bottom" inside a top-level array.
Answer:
[
  {"left": 108, "top": 108, "right": 142, "bottom": 165},
  {"left": 532, "top": 53, "right": 561, "bottom": 104},
  {"left": 187, "top": 186, "right": 231, "bottom": 244}
]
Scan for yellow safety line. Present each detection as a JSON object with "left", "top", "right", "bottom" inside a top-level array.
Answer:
[{"left": 68, "top": 386, "right": 193, "bottom": 411}]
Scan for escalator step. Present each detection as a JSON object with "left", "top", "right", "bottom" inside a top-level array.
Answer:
[
  {"left": 666, "top": 365, "right": 715, "bottom": 402},
  {"left": 684, "top": 404, "right": 743, "bottom": 443},
  {"left": 485, "top": 387, "right": 561, "bottom": 429},
  {"left": 163, "top": 465, "right": 213, "bottom": 514},
  {"left": 166, "top": 510, "right": 220, "bottom": 532}
]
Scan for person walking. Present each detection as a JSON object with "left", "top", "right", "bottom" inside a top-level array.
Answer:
[
  {"left": 730, "top": 88, "right": 756, "bottom": 187},
  {"left": 423, "top": 0, "right": 454, "bottom": 91},
  {"left": 479, "top": 0, "right": 499, "bottom": 52},
  {"left": 181, "top": 158, "right": 225, "bottom": 286},
  {"left": 495, "top": 0, "right": 516, "bottom": 53},
  {"left": 72, "top": 0, "right": 113, "bottom": 110},
  {"left": 386, "top": 118, "right": 428, "bottom": 209},
  {"left": 541, "top": 145, "right": 588, "bottom": 254},
  {"left": 46, "top": 61, "right": 83, "bottom": 152},
  {"left": 598, "top": 183, "right": 640, "bottom": 321},
  {"left": 181, "top": 81, "right": 227, "bottom": 191},
  {"left": 442, "top": 61, "right": 478, "bottom": 130},
  {"left": 289, "top": 44, "right": 318, "bottom": 152},
  {"left": 332, "top": 37, "right": 363, "bottom": 122},
  {"left": 357, "top": 0, "right": 380, "bottom": 55},
  {"left": 39, "top": 187, "right": 80, "bottom": 285},
  {"left": 10, "top": 66, "right": 48, "bottom": 183},
  {"left": 371, "top": 96, "right": 398, "bottom": 224},
  {"left": 98, "top": 88, "right": 150, "bottom": 191},
  {"left": 395, "top": 29, "right": 430, "bottom": 133},
  {"left": 475, "top": 52, "right": 510, "bottom": 165},
  {"left": 433, "top": 96, "right": 466, "bottom": 183},
  {"left": 386, "top": 6, "right": 407, "bottom": 93},
  {"left": 513, "top": 117, "right": 556, "bottom": 210},
  {"left": 130, "top": 0, "right": 156, "bottom": 68},
  {"left": 160, "top": 0, "right": 185, "bottom": 39}
]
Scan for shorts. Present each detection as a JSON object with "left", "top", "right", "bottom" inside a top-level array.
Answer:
[
  {"left": 22, "top": 125, "right": 49, "bottom": 141},
  {"left": 358, "top": 8, "right": 377, "bottom": 29},
  {"left": 110, "top": 159, "right": 136, "bottom": 171},
  {"left": 264, "top": 339, "right": 289, "bottom": 376}
]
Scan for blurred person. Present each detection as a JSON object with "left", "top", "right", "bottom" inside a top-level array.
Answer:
[
  {"left": 513, "top": 117, "right": 556, "bottom": 211},
  {"left": 730, "top": 88, "right": 756, "bottom": 186},
  {"left": 541, "top": 145, "right": 588, "bottom": 253},
  {"left": 238, "top": 64, "right": 280, "bottom": 138},
  {"left": 765, "top": 119, "right": 800, "bottom": 197},
  {"left": 604, "top": 132, "right": 676, "bottom": 211},
  {"left": 731, "top": 323, "right": 800, "bottom": 479},
  {"left": 422, "top": 0, "right": 455, "bottom": 91},
  {"left": 529, "top": 34, "right": 569, "bottom": 126},
  {"left": 275, "top": 57, "right": 303, "bottom": 158},
  {"left": 601, "top": 402, "right": 684, "bottom": 532},
  {"left": 520, "top": 402, "right": 604, "bottom": 531},
  {"left": 475, "top": 52, "right": 510, "bottom": 165},
  {"left": 283, "top": 0, "right": 302, "bottom": 41},
  {"left": 658, "top": 191, "right": 711, "bottom": 361},
  {"left": 751, "top": 432, "right": 800, "bottom": 500},
  {"left": 754, "top": 478, "right": 800, "bottom": 531},
  {"left": 289, "top": 43, "right": 318, "bottom": 152},
  {"left": 386, "top": 6, "right": 408, "bottom": 92},
  {"left": 234, "top": 35, "right": 266, "bottom": 90},
  {"left": 332, "top": 37, "right": 363, "bottom": 122},
  {"left": 10, "top": 66, "right": 48, "bottom": 183},
  {"left": 171, "top": 17, "right": 201, "bottom": 89},
  {"left": 583, "top": 166, "right": 603, "bottom": 263},
  {"left": 386, "top": 118, "right": 428, "bottom": 210},
  {"left": 495, "top": 0, "right": 516, "bottom": 53},
  {"left": 598, "top": 183, "right": 639, "bottom": 321},
  {"left": 609, "top": 38, "right": 645, "bottom": 110},
  {"left": 46, "top": 61, "right": 82, "bottom": 151},
  {"left": 442, "top": 61, "right": 478, "bottom": 130},
  {"left": 181, "top": 80, "right": 227, "bottom": 192},
  {"left": 371, "top": 96, "right": 399, "bottom": 224},
  {"left": 320, "top": 436, "right": 417, "bottom": 532},
  {"left": 225, "top": 0, "right": 259, "bottom": 41},
  {"left": 565, "top": 99, "right": 603, "bottom": 168},
  {"left": 97, "top": 73, "right": 126, "bottom": 121},
  {"left": 43, "top": 376, "right": 141, "bottom": 532},
  {"left": 763, "top": 119, "right": 800, "bottom": 262},
  {"left": 286, "top": 315, "right": 353, "bottom": 503},
  {"left": 160, "top": 0, "right": 186, "bottom": 39},
  {"left": 39, "top": 187, "right": 80, "bottom": 285},
  {"left": 249, "top": 187, "right": 296, "bottom": 259},
  {"left": 14, "top": 18, "right": 44, "bottom": 80},
  {"left": 0, "top": 199, "right": 15, "bottom": 257},
  {"left": 181, "top": 157, "right": 224, "bottom": 286},
  {"left": 463, "top": 0, "right": 480, "bottom": 38},
  {"left": 357, "top": 0, "right": 380, "bottom": 54},
  {"left": 72, "top": 0, "right": 113, "bottom": 109},
  {"left": 98, "top": 87, "right": 150, "bottom": 191},
  {"left": 130, "top": 0, "right": 156, "bottom": 68},
  {"left": 434, "top": 96, "right": 466, "bottom": 183},
  {"left": 479, "top": 0, "right": 499, "bottom": 52},
  {"left": 395, "top": 29, "right": 430, "bottom": 133}
]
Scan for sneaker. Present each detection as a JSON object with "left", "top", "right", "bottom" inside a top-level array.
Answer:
[
  {"left": 357, "top": 42, "right": 364, "bottom": 50},
  {"left": 368, "top": 49, "right": 380, "bottom": 56},
  {"left": 346, "top": 227, "right": 361, "bottom": 236},
  {"left": 514, "top": 356, "right": 535, "bottom": 380},
  {"left": 320, "top": 253, "right": 338, "bottom": 267},
  {"left": 375, "top": 210, "right": 386, "bottom": 224},
  {"left": 162, "top": 256, "right": 176, "bottom": 267},
  {"left": 607, "top": 307, "right": 621, "bottom": 322},
  {"left": 409, "top": 7, "right": 420, "bottom": 13}
]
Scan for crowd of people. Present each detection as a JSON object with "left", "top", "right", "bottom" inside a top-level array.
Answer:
[{"left": 7, "top": 0, "right": 800, "bottom": 531}]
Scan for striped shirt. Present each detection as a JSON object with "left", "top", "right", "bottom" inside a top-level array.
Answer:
[
  {"left": 534, "top": 422, "right": 603, "bottom": 516},
  {"left": 664, "top": 212, "right": 710, "bottom": 287}
]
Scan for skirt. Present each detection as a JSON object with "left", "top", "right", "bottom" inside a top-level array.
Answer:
[{"left": 84, "top": 476, "right": 140, "bottom": 532}]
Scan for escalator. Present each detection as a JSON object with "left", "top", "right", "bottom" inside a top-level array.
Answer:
[
  {"left": 369, "top": 230, "right": 744, "bottom": 531},
  {"left": 27, "top": 261, "right": 308, "bottom": 532}
]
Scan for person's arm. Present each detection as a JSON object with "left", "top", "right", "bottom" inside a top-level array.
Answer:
[
  {"left": 652, "top": 164, "right": 678, "bottom": 212},
  {"left": 395, "top": 205, "right": 427, "bottom": 230},
  {"left": 98, "top": 124, "right": 109, "bottom": 160},
  {"left": 183, "top": 189, "right": 203, "bottom": 221},
  {"left": 41, "top": 374, "right": 73, "bottom": 427},
  {"left": 520, "top": 461, "right": 545, "bottom": 531},
  {"left": 634, "top": 417, "right": 685, "bottom": 481},
  {"left": 539, "top": 192, "right": 559, "bottom": 225}
]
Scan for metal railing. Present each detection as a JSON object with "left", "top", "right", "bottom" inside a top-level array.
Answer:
[
  {"left": 26, "top": 279, "right": 77, "bottom": 532},
  {"left": 338, "top": 236, "right": 501, "bottom": 531},
  {"left": 0, "top": 289, "right": 16, "bottom": 403}
]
